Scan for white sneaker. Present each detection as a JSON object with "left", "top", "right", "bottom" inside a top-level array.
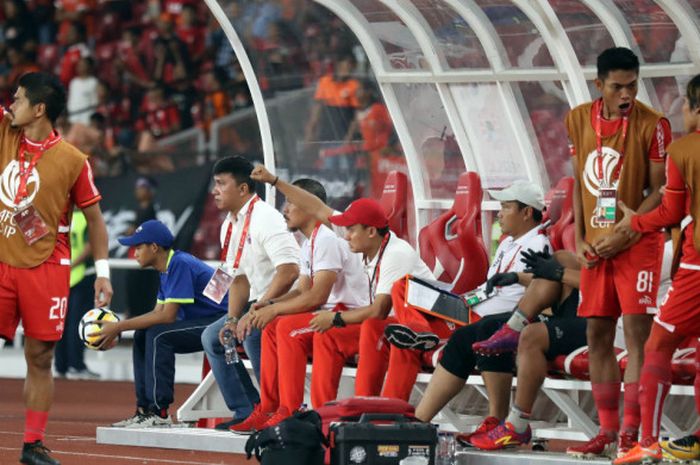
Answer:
[
  {"left": 66, "top": 368, "right": 101, "bottom": 380},
  {"left": 112, "top": 412, "right": 144, "bottom": 427},
  {"left": 125, "top": 413, "right": 173, "bottom": 429}
]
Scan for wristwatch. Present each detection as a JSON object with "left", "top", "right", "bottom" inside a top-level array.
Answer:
[{"left": 332, "top": 312, "right": 346, "bottom": 328}]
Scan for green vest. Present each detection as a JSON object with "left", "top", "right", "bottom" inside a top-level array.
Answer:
[{"left": 69, "top": 211, "right": 88, "bottom": 287}]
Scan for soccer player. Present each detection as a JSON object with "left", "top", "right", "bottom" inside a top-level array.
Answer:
[
  {"left": 94, "top": 220, "right": 228, "bottom": 428},
  {"left": 201, "top": 156, "right": 300, "bottom": 430},
  {"left": 383, "top": 180, "right": 549, "bottom": 401},
  {"left": 0, "top": 72, "right": 113, "bottom": 465},
  {"left": 613, "top": 74, "right": 700, "bottom": 464},
  {"left": 250, "top": 164, "right": 433, "bottom": 407},
  {"left": 473, "top": 48, "right": 671, "bottom": 458},
  {"left": 229, "top": 179, "right": 369, "bottom": 433}
]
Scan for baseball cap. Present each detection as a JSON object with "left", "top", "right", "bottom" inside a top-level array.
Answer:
[
  {"left": 118, "top": 220, "right": 174, "bottom": 248},
  {"left": 488, "top": 180, "right": 545, "bottom": 211},
  {"left": 135, "top": 176, "right": 157, "bottom": 190},
  {"left": 329, "top": 198, "right": 388, "bottom": 229}
]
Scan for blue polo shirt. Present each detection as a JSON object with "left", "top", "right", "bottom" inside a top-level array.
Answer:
[{"left": 156, "top": 250, "right": 228, "bottom": 320}]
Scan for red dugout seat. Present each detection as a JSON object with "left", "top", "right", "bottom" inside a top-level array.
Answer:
[
  {"left": 379, "top": 171, "right": 409, "bottom": 241},
  {"left": 544, "top": 177, "right": 574, "bottom": 251},
  {"left": 418, "top": 172, "right": 489, "bottom": 295}
]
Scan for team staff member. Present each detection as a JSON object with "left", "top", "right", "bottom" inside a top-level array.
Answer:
[
  {"left": 566, "top": 47, "right": 670, "bottom": 458},
  {"left": 230, "top": 179, "right": 369, "bottom": 433},
  {"left": 0, "top": 72, "right": 113, "bottom": 465},
  {"left": 251, "top": 165, "right": 433, "bottom": 406},
  {"left": 384, "top": 180, "right": 549, "bottom": 401},
  {"left": 613, "top": 74, "right": 700, "bottom": 465},
  {"left": 201, "top": 156, "right": 300, "bottom": 430},
  {"left": 96, "top": 220, "right": 227, "bottom": 429}
]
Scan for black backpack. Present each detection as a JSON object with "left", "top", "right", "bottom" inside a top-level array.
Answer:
[{"left": 244, "top": 410, "right": 327, "bottom": 464}]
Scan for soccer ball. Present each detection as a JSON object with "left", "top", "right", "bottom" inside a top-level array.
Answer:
[{"left": 78, "top": 308, "right": 120, "bottom": 351}]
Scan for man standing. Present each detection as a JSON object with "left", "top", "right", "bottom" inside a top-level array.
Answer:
[
  {"left": 95, "top": 220, "right": 228, "bottom": 429},
  {"left": 201, "top": 156, "right": 299, "bottom": 430},
  {"left": 613, "top": 74, "right": 700, "bottom": 464},
  {"left": 565, "top": 47, "right": 670, "bottom": 458},
  {"left": 0, "top": 72, "right": 113, "bottom": 465}
]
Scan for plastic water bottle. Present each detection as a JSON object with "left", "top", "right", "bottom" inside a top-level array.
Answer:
[
  {"left": 222, "top": 329, "right": 239, "bottom": 365},
  {"left": 436, "top": 432, "right": 456, "bottom": 465}
]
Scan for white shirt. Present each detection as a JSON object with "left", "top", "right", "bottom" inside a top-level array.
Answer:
[
  {"left": 472, "top": 225, "right": 550, "bottom": 317},
  {"left": 67, "top": 76, "right": 99, "bottom": 125},
  {"left": 300, "top": 224, "right": 369, "bottom": 309},
  {"left": 219, "top": 196, "right": 300, "bottom": 301}
]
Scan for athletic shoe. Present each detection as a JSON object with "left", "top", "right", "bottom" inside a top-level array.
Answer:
[
  {"left": 384, "top": 324, "right": 439, "bottom": 352},
  {"left": 472, "top": 324, "right": 519, "bottom": 355},
  {"left": 660, "top": 434, "right": 700, "bottom": 461},
  {"left": 469, "top": 421, "right": 532, "bottom": 450},
  {"left": 66, "top": 368, "right": 101, "bottom": 380},
  {"left": 124, "top": 413, "right": 172, "bottom": 429},
  {"left": 612, "top": 442, "right": 661, "bottom": 464},
  {"left": 229, "top": 404, "right": 271, "bottom": 435},
  {"left": 617, "top": 430, "right": 638, "bottom": 458},
  {"left": 111, "top": 411, "right": 145, "bottom": 427},
  {"left": 566, "top": 432, "right": 617, "bottom": 458},
  {"left": 20, "top": 440, "right": 60, "bottom": 465},
  {"left": 259, "top": 406, "right": 290, "bottom": 430},
  {"left": 456, "top": 416, "right": 500, "bottom": 446},
  {"left": 214, "top": 416, "right": 247, "bottom": 431}
]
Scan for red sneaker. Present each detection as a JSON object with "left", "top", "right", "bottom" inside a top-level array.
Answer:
[
  {"left": 456, "top": 416, "right": 500, "bottom": 446},
  {"left": 469, "top": 421, "right": 532, "bottom": 450},
  {"left": 566, "top": 432, "right": 617, "bottom": 458},
  {"left": 472, "top": 324, "right": 520, "bottom": 355},
  {"left": 612, "top": 441, "right": 661, "bottom": 465},
  {"left": 259, "top": 406, "right": 290, "bottom": 430},
  {"left": 617, "top": 430, "right": 639, "bottom": 458},
  {"left": 229, "top": 404, "right": 271, "bottom": 435}
]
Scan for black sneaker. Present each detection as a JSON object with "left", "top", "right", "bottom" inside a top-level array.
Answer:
[
  {"left": 214, "top": 416, "right": 247, "bottom": 431},
  {"left": 384, "top": 324, "right": 439, "bottom": 351},
  {"left": 20, "top": 441, "right": 60, "bottom": 465}
]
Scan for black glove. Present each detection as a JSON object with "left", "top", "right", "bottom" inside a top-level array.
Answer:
[
  {"left": 485, "top": 272, "right": 519, "bottom": 295},
  {"left": 521, "top": 247, "right": 564, "bottom": 282}
]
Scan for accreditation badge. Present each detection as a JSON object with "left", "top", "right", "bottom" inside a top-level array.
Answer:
[
  {"left": 12, "top": 204, "right": 49, "bottom": 245},
  {"left": 595, "top": 187, "right": 617, "bottom": 225},
  {"left": 203, "top": 265, "right": 234, "bottom": 304}
]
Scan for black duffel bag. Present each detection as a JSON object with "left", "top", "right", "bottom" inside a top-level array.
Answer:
[{"left": 244, "top": 410, "right": 327, "bottom": 464}]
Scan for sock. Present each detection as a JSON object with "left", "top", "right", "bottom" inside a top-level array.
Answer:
[
  {"left": 639, "top": 351, "right": 672, "bottom": 443},
  {"left": 622, "top": 382, "right": 640, "bottom": 433},
  {"left": 506, "top": 309, "right": 530, "bottom": 332},
  {"left": 24, "top": 409, "right": 49, "bottom": 443},
  {"left": 505, "top": 406, "right": 530, "bottom": 434},
  {"left": 152, "top": 407, "right": 168, "bottom": 419},
  {"left": 592, "top": 381, "right": 621, "bottom": 437}
]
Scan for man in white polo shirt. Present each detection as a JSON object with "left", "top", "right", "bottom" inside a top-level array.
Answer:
[
  {"left": 201, "top": 156, "right": 300, "bottom": 430},
  {"left": 251, "top": 165, "right": 434, "bottom": 406},
  {"left": 228, "top": 178, "right": 369, "bottom": 433}
]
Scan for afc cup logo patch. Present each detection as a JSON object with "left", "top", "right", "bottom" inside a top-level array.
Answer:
[
  {"left": 0, "top": 160, "right": 40, "bottom": 209},
  {"left": 582, "top": 147, "right": 621, "bottom": 197}
]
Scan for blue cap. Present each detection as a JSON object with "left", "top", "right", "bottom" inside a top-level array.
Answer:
[{"left": 118, "top": 220, "right": 174, "bottom": 248}]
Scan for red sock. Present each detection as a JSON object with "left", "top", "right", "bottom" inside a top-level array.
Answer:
[
  {"left": 639, "top": 351, "right": 672, "bottom": 443},
  {"left": 694, "top": 348, "right": 700, "bottom": 438},
  {"left": 622, "top": 382, "right": 640, "bottom": 433},
  {"left": 592, "top": 381, "right": 621, "bottom": 436},
  {"left": 24, "top": 409, "right": 49, "bottom": 443}
]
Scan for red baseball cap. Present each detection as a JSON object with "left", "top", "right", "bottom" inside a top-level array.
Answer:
[{"left": 329, "top": 198, "right": 389, "bottom": 228}]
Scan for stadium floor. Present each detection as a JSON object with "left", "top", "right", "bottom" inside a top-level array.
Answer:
[{"left": 0, "top": 378, "right": 248, "bottom": 465}]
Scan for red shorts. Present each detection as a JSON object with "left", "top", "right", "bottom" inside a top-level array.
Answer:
[
  {"left": 578, "top": 232, "right": 663, "bottom": 318},
  {"left": 0, "top": 262, "right": 71, "bottom": 342},
  {"left": 654, "top": 267, "right": 700, "bottom": 337}
]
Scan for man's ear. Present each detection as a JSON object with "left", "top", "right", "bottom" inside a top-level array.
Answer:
[{"left": 33, "top": 102, "right": 47, "bottom": 119}]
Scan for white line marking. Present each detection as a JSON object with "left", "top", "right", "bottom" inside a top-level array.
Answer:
[{"left": 0, "top": 446, "right": 230, "bottom": 464}]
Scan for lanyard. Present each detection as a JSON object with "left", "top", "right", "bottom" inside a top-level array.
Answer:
[
  {"left": 13, "top": 134, "right": 61, "bottom": 206},
  {"left": 595, "top": 100, "right": 630, "bottom": 187},
  {"left": 221, "top": 195, "right": 259, "bottom": 270},
  {"left": 495, "top": 244, "right": 522, "bottom": 274},
  {"left": 368, "top": 233, "right": 390, "bottom": 303},
  {"left": 309, "top": 222, "right": 322, "bottom": 279}
]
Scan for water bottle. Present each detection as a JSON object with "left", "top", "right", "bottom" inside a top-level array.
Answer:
[
  {"left": 222, "top": 328, "right": 239, "bottom": 365},
  {"left": 435, "top": 432, "right": 456, "bottom": 465}
]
